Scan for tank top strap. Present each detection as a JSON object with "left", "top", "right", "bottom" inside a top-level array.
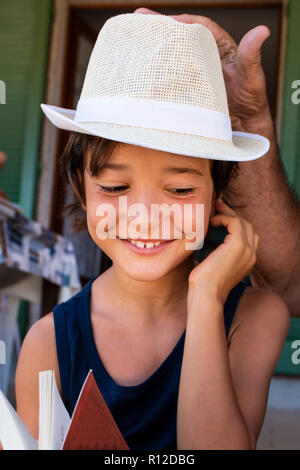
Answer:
[
  {"left": 53, "top": 300, "right": 71, "bottom": 403},
  {"left": 52, "top": 280, "right": 94, "bottom": 409}
]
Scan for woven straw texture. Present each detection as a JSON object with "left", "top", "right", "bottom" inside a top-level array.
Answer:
[{"left": 79, "top": 13, "right": 229, "bottom": 115}]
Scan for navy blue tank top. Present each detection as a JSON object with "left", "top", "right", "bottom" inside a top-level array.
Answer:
[{"left": 53, "top": 275, "right": 249, "bottom": 451}]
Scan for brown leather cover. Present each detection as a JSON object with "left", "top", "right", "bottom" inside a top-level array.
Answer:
[{"left": 62, "top": 371, "right": 129, "bottom": 450}]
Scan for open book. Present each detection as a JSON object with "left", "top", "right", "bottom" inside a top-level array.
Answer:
[{"left": 0, "top": 370, "right": 129, "bottom": 450}]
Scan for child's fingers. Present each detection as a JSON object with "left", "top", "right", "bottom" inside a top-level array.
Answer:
[
  {"left": 211, "top": 212, "right": 257, "bottom": 254},
  {"left": 214, "top": 198, "right": 237, "bottom": 216},
  {"left": 254, "top": 233, "right": 260, "bottom": 251},
  {"left": 244, "top": 219, "right": 255, "bottom": 252},
  {"left": 214, "top": 199, "right": 258, "bottom": 252},
  {"left": 210, "top": 212, "right": 245, "bottom": 241},
  {"left": 238, "top": 217, "right": 259, "bottom": 255},
  {"left": 214, "top": 199, "right": 249, "bottom": 235}
]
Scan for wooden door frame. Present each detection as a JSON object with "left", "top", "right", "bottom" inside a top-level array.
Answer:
[{"left": 50, "top": 12, "right": 97, "bottom": 236}]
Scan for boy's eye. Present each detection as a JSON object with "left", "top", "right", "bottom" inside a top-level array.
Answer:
[
  {"left": 98, "top": 185, "right": 129, "bottom": 193},
  {"left": 97, "top": 186, "right": 194, "bottom": 195},
  {"left": 168, "top": 188, "right": 194, "bottom": 195}
]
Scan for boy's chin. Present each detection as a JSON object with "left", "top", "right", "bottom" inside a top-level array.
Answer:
[{"left": 116, "top": 262, "right": 174, "bottom": 282}]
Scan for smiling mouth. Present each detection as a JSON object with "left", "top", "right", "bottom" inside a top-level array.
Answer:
[{"left": 117, "top": 237, "right": 175, "bottom": 249}]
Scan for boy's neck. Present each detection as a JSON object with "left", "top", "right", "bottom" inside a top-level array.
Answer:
[{"left": 94, "top": 256, "right": 197, "bottom": 325}]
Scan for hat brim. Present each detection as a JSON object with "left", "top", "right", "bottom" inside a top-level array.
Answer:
[{"left": 41, "top": 103, "right": 270, "bottom": 162}]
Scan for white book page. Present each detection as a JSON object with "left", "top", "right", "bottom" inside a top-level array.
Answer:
[
  {"left": 39, "top": 370, "right": 71, "bottom": 450},
  {"left": 0, "top": 390, "right": 38, "bottom": 450},
  {"left": 39, "top": 370, "right": 52, "bottom": 450},
  {"left": 50, "top": 372, "right": 71, "bottom": 449}
]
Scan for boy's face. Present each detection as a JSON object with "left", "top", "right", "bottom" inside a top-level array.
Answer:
[{"left": 83, "top": 143, "right": 215, "bottom": 281}]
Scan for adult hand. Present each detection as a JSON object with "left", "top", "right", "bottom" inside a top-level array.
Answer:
[
  {"left": 133, "top": 9, "right": 300, "bottom": 319},
  {"left": 134, "top": 7, "right": 271, "bottom": 131}
]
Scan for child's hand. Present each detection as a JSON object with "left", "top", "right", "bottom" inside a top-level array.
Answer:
[{"left": 188, "top": 198, "right": 259, "bottom": 304}]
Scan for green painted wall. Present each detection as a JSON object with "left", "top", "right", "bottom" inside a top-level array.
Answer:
[
  {"left": 0, "top": 0, "right": 53, "bottom": 218},
  {"left": 275, "top": 0, "right": 300, "bottom": 375},
  {"left": 280, "top": 0, "right": 300, "bottom": 195}
]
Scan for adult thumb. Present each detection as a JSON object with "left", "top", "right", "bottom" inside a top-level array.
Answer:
[{"left": 237, "top": 25, "right": 270, "bottom": 71}]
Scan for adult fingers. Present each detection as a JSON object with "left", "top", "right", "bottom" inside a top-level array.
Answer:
[
  {"left": 134, "top": 8, "right": 238, "bottom": 60},
  {"left": 134, "top": 7, "right": 158, "bottom": 15}
]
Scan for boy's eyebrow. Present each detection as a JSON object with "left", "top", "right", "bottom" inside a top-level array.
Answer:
[
  {"left": 162, "top": 166, "right": 205, "bottom": 177},
  {"left": 101, "top": 163, "right": 132, "bottom": 171},
  {"left": 101, "top": 163, "right": 204, "bottom": 177}
]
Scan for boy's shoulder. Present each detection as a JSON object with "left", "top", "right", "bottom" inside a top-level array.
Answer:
[
  {"left": 54, "top": 277, "right": 96, "bottom": 311},
  {"left": 228, "top": 284, "right": 290, "bottom": 343},
  {"left": 22, "top": 277, "right": 96, "bottom": 349},
  {"left": 16, "top": 311, "right": 60, "bottom": 394},
  {"left": 21, "top": 311, "right": 56, "bottom": 355},
  {"left": 16, "top": 311, "right": 63, "bottom": 416}
]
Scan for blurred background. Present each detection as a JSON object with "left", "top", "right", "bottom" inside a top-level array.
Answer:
[{"left": 0, "top": 0, "right": 300, "bottom": 449}]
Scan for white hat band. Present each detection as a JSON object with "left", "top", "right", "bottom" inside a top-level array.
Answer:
[{"left": 74, "top": 96, "right": 233, "bottom": 142}]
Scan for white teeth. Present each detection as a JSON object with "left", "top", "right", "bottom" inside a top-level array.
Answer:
[{"left": 129, "top": 240, "right": 161, "bottom": 248}]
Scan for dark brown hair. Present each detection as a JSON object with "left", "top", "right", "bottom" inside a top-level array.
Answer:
[{"left": 59, "top": 131, "right": 239, "bottom": 232}]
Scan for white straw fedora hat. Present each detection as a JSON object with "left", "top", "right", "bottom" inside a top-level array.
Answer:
[{"left": 41, "top": 12, "right": 270, "bottom": 162}]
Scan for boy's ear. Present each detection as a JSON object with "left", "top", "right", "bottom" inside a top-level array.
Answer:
[{"left": 209, "top": 192, "right": 223, "bottom": 220}]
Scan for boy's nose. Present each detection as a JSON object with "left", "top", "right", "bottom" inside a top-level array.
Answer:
[{"left": 128, "top": 188, "right": 160, "bottom": 207}]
